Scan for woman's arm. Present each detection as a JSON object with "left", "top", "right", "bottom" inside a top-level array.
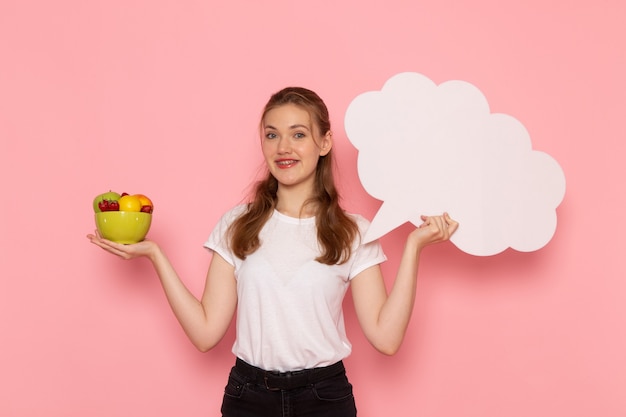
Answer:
[
  {"left": 350, "top": 213, "right": 458, "bottom": 355},
  {"left": 86, "top": 233, "right": 237, "bottom": 352}
]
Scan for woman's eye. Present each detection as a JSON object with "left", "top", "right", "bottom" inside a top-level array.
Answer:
[
  {"left": 294, "top": 132, "right": 305, "bottom": 139},
  {"left": 266, "top": 132, "right": 277, "bottom": 139}
]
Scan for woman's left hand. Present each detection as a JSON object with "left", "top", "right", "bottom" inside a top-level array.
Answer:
[{"left": 410, "top": 212, "right": 459, "bottom": 250}]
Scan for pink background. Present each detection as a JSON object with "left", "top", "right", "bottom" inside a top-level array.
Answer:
[{"left": 1, "top": 1, "right": 624, "bottom": 416}]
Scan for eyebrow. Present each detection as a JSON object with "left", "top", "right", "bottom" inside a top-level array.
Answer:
[{"left": 264, "top": 124, "right": 311, "bottom": 131}]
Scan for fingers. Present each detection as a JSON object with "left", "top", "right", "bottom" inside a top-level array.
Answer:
[
  {"left": 419, "top": 212, "right": 459, "bottom": 242},
  {"left": 87, "top": 231, "right": 134, "bottom": 259},
  {"left": 443, "top": 212, "right": 459, "bottom": 235}
]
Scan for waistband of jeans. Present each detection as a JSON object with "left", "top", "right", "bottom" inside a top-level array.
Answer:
[{"left": 234, "top": 358, "right": 345, "bottom": 391}]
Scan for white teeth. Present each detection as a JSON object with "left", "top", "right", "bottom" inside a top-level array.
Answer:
[{"left": 277, "top": 160, "right": 296, "bottom": 165}]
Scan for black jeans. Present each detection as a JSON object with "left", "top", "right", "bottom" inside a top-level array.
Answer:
[{"left": 221, "top": 358, "right": 357, "bottom": 417}]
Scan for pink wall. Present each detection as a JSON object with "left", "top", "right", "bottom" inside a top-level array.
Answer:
[{"left": 1, "top": 1, "right": 624, "bottom": 416}]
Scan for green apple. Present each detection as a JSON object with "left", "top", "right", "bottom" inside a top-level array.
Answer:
[{"left": 93, "top": 191, "right": 121, "bottom": 213}]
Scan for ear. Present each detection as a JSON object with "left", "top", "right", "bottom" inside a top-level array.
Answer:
[{"left": 319, "top": 131, "right": 333, "bottom": 156}]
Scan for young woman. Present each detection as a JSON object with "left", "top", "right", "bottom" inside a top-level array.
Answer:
[{"left": 87, "top": 87, "right": 458, "bottom": 416}]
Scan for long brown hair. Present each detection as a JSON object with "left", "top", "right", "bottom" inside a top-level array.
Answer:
[{"left": 228, "top": 87, "right": 359, "bottom": 265}]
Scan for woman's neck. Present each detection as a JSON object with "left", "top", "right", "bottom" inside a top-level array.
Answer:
[{"left": 275, "top": 186, "right": 317, "bottom": 218}]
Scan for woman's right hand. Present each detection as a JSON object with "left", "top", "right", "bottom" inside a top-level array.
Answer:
[{"left": 86, "top": 231, "right": 159, "bottom": 261}]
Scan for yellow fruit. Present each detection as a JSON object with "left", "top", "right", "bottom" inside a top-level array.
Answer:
[{"left": 118, "top": 194, "right": 142, "bottom": 212}]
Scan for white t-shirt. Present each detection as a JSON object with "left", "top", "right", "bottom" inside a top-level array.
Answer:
[{"left": 204, "top": 205, "right": 387, "bottom": 372}]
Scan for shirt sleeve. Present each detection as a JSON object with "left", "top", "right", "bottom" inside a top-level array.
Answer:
[
  {"left": 203, "top": 205, "right": 247, "bottom": 266},
  {"left": 348, "top": 214, "right": 387, "bottom": 279}
]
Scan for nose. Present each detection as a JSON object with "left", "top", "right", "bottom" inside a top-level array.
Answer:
[{"left": 277, "top": 137, "right": 291, "bottom": 154}]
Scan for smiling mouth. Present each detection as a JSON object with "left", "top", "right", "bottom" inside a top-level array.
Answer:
[{"left": 276, "top": 159, "right": 298, "bottom": 168}]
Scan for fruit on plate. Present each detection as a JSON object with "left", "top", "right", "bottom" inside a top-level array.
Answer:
[
  {"left": 92, "top": 190, "right": 154, "bottom": 244},
  {"left": 93, "top": 191, "right": 121, "bottom": 213},
  {"left": 92, "top": 191, "right": 154, "bottom": 213}
]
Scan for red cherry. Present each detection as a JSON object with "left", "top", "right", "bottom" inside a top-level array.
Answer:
[
  {"left": 98, "top": 199, "right": 120, "bottom": 211},
  {"left": 140, "top": 205, "right": 153, "bottom": 213}
]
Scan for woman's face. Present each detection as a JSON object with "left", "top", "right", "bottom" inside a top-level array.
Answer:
[{"left": 261, "top": 103, "right": 332, "bottom": 192}]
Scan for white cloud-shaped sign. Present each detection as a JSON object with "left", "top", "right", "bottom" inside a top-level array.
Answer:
[{"left": 344, "top": 72, "right": 566, "bottom": 256}]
